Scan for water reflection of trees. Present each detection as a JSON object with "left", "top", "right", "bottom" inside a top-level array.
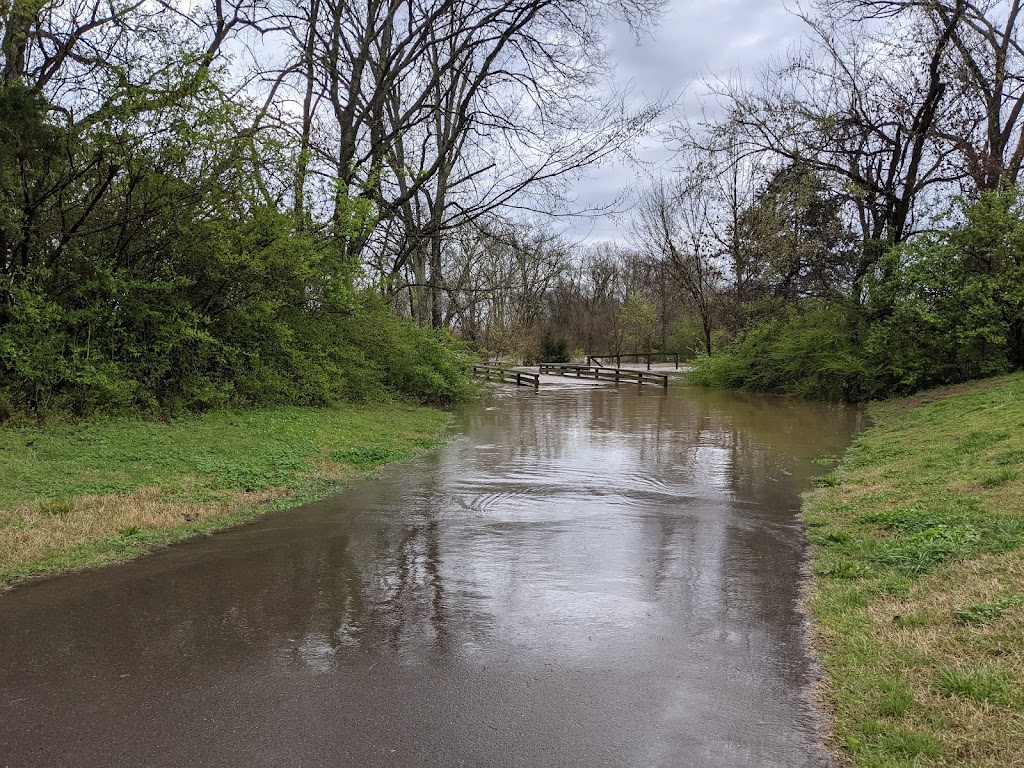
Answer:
[
  {"left": 464, "top": 387, "right": 862, "bottom": 502},
  {"left": 3, "top": 387, "right": 863, "bottom": 694}
]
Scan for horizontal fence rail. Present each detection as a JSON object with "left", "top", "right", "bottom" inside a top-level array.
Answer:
[
  {"left": 586, "top": 352, "right": 680, "bottom": 370},
  {"left": 539, "top": 363, "right": 669, "bottom": 389},
  {"left": 472, "top": 364, "right": 540, "bottom": 390}
]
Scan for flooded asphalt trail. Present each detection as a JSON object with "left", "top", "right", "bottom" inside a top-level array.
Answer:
[{"left": 1, "top": 385, "right": 861, "bottom": 767}]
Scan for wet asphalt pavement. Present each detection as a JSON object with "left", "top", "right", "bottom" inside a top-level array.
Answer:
[{"left": 1, "top": 384, "right": 861, "bottom": 766}]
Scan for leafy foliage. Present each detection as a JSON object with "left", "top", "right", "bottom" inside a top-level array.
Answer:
[
  {"left": 863, "top": 189, "right": 1024, "bottom": 395},
  {"left": 692, "top": 190, "right": 1024, "bottom": 401},
  {"left": 0, "top": 75, "right": 473, "bottom": 421},
  {"left": 618, "top": 292, "right": 659, "bottom": 353},
  {"left": 690, "top": 302, "right": 875, "bottom": 400},
  {"left": 538, "top": 330, "right": 571, "bottom": 363}
]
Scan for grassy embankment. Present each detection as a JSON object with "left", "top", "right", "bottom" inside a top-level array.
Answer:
[
  {"left": 0, "top": 404, "right": 450, "bottom": 588},
  {"left": 805, "top": 373, "right": 1024, "bottom": 766}
]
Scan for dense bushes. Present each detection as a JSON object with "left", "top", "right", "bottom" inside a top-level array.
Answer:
[
  {"left": 0, "top": 76, "right": 473, "bottom": 423},
  {"left": 692, "top": 190, "right": 1024, "bottom": 401},
  {"left": 862, "top": 190, "right": 1024, "bottom": 394},
  {"left": 0, "top": 279, "right": 473, "bottom": 421},
  {"left": 0, "top": 278, "right": 473, "bottom": 421},
  {"left": 0, "top": 203, "right": 473, "bottom": 422},
  {"left": 689, "top": 303, "right": 876, "bottom": 401}
]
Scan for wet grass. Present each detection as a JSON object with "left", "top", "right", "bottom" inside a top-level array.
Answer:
[
  {"left": 0, "top": 404, "right": 450, "bottom": 587},
  {"left": 936, "top": 666, "right": 1019, "bottom": 708},
  {"left": 804, "top": 373, "right": 1024, "bottom": 767}
]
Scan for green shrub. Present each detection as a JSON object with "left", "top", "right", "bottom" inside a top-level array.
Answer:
[
  {"left": 538, "top": 330, "right": 570, "bottom": 363},
  {"left": 863, "top": 190, "right": 1024, "bottom": 394},
  {"left": 691, "top": 190, "right": 1024, "bottom": 402},
  {"left": 689, "top": 302, "right": 876, "bottom": 401},
  {"left": 0, "top": 271, "right": 473, "bottom": 422}
]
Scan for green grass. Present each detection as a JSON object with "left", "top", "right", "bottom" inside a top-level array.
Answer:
[
  {"left": 954, "top": 592, "right": 1024, "bottom": 627},
  {"left": 328, "top": 445, "right": 419, "bottom": 469},
  {"left": 805, "top": 373, "right": 1024, "bottom": 766},
  {"left": 0, "top": 403, "right": 450, "bottom": 586},
  {"left": 981, "top": 468, "right": 1021, "bottom": 487},
  {"left": 936, "top": 666, "right": 1019, "bottom": 708},
  {"left": 0, "top": 405, "right": 447, "bottom": 506}
]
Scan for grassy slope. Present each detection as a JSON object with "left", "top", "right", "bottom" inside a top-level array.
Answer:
[
  {"left": 805, "top": 373, "right": 1024, "bottom": 767},
  {"left": 0, "top": 403, "right": 450, "bottom": 587}
]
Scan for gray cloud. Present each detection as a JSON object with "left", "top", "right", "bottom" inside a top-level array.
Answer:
[{"left": 566, "top": 0, "right": 808, "bottom": 243}]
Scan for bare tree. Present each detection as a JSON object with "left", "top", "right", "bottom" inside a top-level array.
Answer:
[
  {"left": 633, "top": 171, "right": 726, "bottom": 356},
  {"left": 427, "top": 216, "right": 569, "bottom": 357},
  {"left": 712, "top": 1, "right": 967, "bottom": 299},
  {"left": 263, "top": 0, "right": 665, "bottom": 324},
  {"left": 813, "top": 0, "right": 1024, "bottom": 189}
]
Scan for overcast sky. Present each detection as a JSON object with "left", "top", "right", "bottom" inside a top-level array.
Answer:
[{"left": 568, "top": 0, "right": 809, "bottom": 243}]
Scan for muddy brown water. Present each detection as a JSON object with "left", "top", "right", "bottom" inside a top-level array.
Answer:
[{"left": 1, "top": 383, "right": 863, "bottom": 767}]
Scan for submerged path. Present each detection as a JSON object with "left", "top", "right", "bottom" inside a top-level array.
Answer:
[{"left": 1, "top": 386, "right": 860, "bottom": 767}]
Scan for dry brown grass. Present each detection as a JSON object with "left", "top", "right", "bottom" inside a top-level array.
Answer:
[
  {"left": 808, "top": 551, "right": 1024, "bottom": 767},
  {"left": 0, "top": 485, "right": 288, "bottom": 579},
  {"left": 308, "top": 451, "right": 360, "bottom": 483}
]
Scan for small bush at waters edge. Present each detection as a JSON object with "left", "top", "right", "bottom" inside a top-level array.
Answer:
[
  {"left": 538, "top": 330, "right": 570, "bottom": 363},
  {"left": 688, "top": 302, "right": 876, "bottom": 401}
]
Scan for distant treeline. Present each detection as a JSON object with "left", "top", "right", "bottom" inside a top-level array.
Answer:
[
  {"left": 365, "top": 1, "right": 1024, "bottom": 402},
  {"left": 625, "top": 0, "right": 1024, "bottom": 401},
  {"left": 689, "top": 189, "right": 1024, "bottom": 401},
  {"left": 6, "top": 0, "right": 1024, "bottom": 411}
]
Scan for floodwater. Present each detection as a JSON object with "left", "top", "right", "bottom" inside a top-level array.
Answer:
[{"left": 1, "top": 383, "right": 862, "bottom": 767}]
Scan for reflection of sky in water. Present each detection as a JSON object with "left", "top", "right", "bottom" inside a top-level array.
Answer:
[
  {"left": 256, "top": 384, "right": 865, "bottom": 669},
  {"left": 691, "top": 445, "right": 733, "bottom": 492},
  {"left": 0, "top": 384, "right": 865, "bottom": 768}
]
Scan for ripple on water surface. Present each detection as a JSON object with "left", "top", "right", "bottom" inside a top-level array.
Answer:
[{"left": 0, "top": 384, "right": 862, "bottom": 768}]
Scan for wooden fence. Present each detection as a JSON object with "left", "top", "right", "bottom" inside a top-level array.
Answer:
[
  {"left": 472, "top": 364, "right": 540, "bottom": 389},
  {"left": 539, "top": 363, "right": 669, "bottom": 388},
  {"left": 586, "top": 352, "right": 680, "bottom": 370}
]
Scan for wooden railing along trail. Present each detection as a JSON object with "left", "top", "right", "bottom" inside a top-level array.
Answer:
[
  {"left": 539, "top": 363, "right": 669, "bottom": 389},
  {"left": 586, "top": 352, "right": 680, "bottom": 370},
  {"left": 472, "top": 364, "right": 540, "bottom": 390}
]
